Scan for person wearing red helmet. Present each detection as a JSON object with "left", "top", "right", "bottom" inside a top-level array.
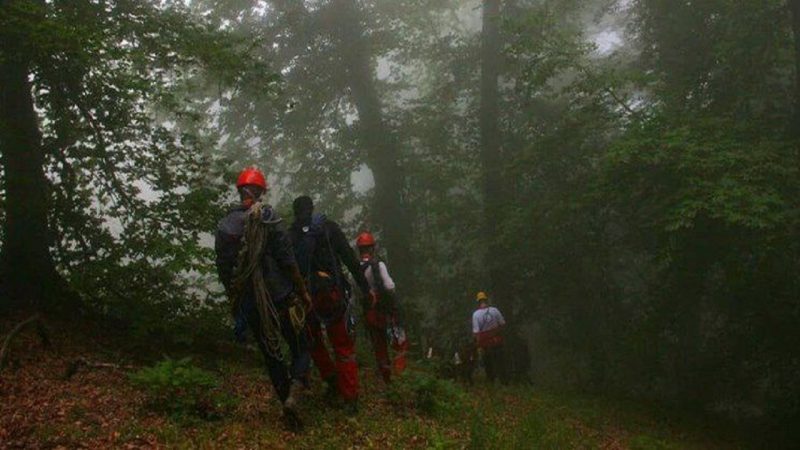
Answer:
[
  {"left": 357, "top": 231, "right": 408, "bottom": 384},
  {"left": 235, "top": 167, "right": 268, "bottom": 207},
  {"left": 214, "top": 167, "right": 313, "bottom": 432}
]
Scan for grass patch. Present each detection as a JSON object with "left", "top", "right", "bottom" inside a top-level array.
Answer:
[
  {"left": 129, "top": 357, "right": 237, "bottom": 423},
  {"left": 387, "top": 370, "right": 467, "bottom": 418}
]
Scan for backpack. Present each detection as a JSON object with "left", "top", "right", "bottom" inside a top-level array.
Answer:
[
  {"left": 294, "top": 214, "right": 355, "bottom": 326},
  {"left": 294, "top": 214, "right": 346, "bottom": 292},
  {"left": 293, "top": 213, "right": 326, "bottom": 277},
  {"left": 475, "top": 308, "right": 505, "bottom": 349}
]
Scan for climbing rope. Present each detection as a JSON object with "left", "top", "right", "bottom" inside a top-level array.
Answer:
[{"left": 230, "top": 201, "right": 283, "bottom": 360}]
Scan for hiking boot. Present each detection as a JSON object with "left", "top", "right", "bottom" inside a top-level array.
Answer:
[
  {"left": 284, "top": 380, "right": 305, "bottom": 411},
  {"left": 282, "top": 380, "right": 305, "bottom": 433}
]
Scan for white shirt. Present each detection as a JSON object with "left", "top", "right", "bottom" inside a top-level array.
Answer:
[
  {"left": 364, "top": 261, "right": 396, "bottom": 292},
  {"left": 472, "top": 306, "right": 505, "bottom": 334}
]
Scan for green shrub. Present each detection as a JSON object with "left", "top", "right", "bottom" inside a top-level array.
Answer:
[
  {"left": 129, "top": 357, "right": 235, "bottom": 421},
  {"left": 388, "top": 371, "right": 466, "bottom": 417}
]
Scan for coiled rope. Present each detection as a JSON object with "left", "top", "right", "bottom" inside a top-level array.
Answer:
[{"left": 230, "top": 201, "right": 283, "bottom": 359}]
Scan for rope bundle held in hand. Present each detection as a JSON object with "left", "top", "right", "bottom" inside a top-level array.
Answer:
[{"left": 230, "top": 201, "right": 283, "bottom": 360}]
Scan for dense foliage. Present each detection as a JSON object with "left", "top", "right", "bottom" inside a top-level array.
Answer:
[
  {"left": 2, "top": 0, "right": 799, "bottom": 442},
  {"left": 0, "top": 0, "right": 275, "bottom": 341},
  {"left": 496, "top": 0, "right": 800, "bottom": 438}
]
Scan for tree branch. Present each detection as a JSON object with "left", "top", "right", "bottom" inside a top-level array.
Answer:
[
  {"left": 604, "top": 87, "right": 640, "bottom": 118},
  {"left": 72, "top": 100, "right": 136, "bottom": 211}
]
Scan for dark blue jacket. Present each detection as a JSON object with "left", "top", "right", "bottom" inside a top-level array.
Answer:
[
  {"left": 214, "top": 205, "right": 297, "bottom": 307},
  {"left": 289, "top": 213, "right": 370, "bottom": 296}
]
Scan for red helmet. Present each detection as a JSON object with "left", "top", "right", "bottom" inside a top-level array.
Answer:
[
  {"left": 236, "top": 167, "right": 267, "bottom": 189},
  {"left": 356, "top": 232, "right": 376, "bottom": 247}
]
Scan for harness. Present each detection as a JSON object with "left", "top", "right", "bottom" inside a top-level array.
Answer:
[
  {"left": 361, "top": 257, "right": 395, "bottom": 313},
  {"left": 361, "top": 257, "right": 406, "bottom": 348},
  {"left": 296, "top": 214, "right": 351, "bottom": 326},
  {"left": 476, "top": 306, "right": 504, "bottom": 349},
  {"left": 478, "top": 307, "right": 497, "bottom": 331}
]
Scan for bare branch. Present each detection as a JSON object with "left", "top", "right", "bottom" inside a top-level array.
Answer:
[{"left": 604, "top": 87, "right": 640, "bottom": 118}]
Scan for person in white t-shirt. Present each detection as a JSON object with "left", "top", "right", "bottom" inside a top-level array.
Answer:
[
  {"left": 356, "top": 231, "right": 408, "bottom": 383},
  {"left": 472, "top": 291, "right": 506, "bottom": 382}
]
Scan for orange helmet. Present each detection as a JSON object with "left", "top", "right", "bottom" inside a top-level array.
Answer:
[
  {"left": 236, "top": 167, "right": 267, "bottom": 190},
  {"left": 356, "top": 232, "right": 376, "bottom": 248}
]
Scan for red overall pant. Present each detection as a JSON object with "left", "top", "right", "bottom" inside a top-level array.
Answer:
[
  {"left": 307, "top": 286, "right": 358, "bottom": 401},
  {"left": 366, "top": 299, "right": 409, "bottom": 383}
]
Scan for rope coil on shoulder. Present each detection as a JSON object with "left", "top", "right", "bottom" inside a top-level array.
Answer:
[{"left": 229, "top": 201, "right": 284, "bottom": 360}]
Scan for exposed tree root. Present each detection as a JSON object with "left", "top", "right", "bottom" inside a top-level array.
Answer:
[{"left": 0, "top": 313, "right": 51, "bottom": 372}]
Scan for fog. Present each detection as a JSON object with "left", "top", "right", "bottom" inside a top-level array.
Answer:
[{"left": 2, "top": 0, "right": 799, "bottom": 444}]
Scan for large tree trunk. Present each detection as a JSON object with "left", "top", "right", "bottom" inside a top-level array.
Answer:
[
  {"left": 791, "top": 0, "right": 800, "bottom": 136},
  {"left": 479, "top": 0, "right": 506, "bottom": 297},
  {"left": 267, "top": 0, "right": 413, "bottom": 289},
  {"left": 328, "top": 0, "right": 413, "bottom": 288},
  {"left": 0, "top": 1, "right": 73, "bottom": 310}
]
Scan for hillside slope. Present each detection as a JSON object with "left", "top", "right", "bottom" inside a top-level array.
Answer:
[{"left": 0, "top": 318, "right": 749, "bottom": 449}]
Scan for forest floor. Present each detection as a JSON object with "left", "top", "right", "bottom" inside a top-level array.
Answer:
[{"left": 0, "top": 315, "right": 752, "bottom": 449}]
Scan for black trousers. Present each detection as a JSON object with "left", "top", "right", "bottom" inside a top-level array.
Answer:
[
  {"left": 483, "top": 344, "right": 505, "bottom": 382},
  {"left": 242, "top": 299, "right": 311, "bottom": 402}
]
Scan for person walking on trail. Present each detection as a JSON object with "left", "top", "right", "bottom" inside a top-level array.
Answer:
[
  {"left": 472, "top": 291, "right": 506, "bottom": 382},
  {"left": 214, "top": 167, "right": 313, "bottom": 432},
  {"left": 356, "top": 231, "right": 409, "bottom": 384},
  {"left": 289, "top": 196, "right": 370, "bottom": 415}
]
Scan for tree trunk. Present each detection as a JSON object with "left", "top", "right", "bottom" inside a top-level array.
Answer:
[
  {"left": 267, "top": 0, "right": 413, "bottom": 289},
  {"left": 479, "top": 0, "right": 505, "bottom": 297},
  {"left": 0, "top": 1, "right": 73, "bottom": 310},
  {"left": 791, "top": 0, "right": 800, "bottom": 136},
  {"left": 329, "top": 0, "right": 413, "bottom": 288}
]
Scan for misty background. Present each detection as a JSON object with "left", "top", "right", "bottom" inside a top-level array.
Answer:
[{"left": 2, "top": 0, "right": 799, "bottom": 444}]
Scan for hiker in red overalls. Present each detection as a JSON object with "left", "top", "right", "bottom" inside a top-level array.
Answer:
[
  {"left": 356, "top": 232, "right": 408, "bottom": 384},
  {"left": 472, "top": 291, "right": 506, "bottom": 382},
  {"left": 289, "top": 196, "right": 370, "bottom": 415}
]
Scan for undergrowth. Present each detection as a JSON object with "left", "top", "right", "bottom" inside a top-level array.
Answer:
[
  {"left": 129, "top": 357, "right": 236, "bottom": 422},
  {"left": 386, "top": 370, "right": 467, "bottom": 418}
]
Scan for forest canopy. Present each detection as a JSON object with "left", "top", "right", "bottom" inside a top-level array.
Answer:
[{"left": 1, "top": 0, "right": 799, "bottom": 440}]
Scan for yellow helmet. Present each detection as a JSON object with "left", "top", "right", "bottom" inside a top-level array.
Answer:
[{"left": 476, "top": 291, "right": 489, "bottom": 302}]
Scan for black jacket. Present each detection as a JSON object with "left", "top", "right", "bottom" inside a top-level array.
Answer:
[
  {"left": 289, "top": 213, "right": 369, "bottom": 296},
  {"left": 214, "top": 205, "right": 297, "bottom": 306}
]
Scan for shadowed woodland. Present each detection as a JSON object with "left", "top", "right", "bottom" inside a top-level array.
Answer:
[{"left": 1, "top": 0, "right": 799, "bottom": 448}]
